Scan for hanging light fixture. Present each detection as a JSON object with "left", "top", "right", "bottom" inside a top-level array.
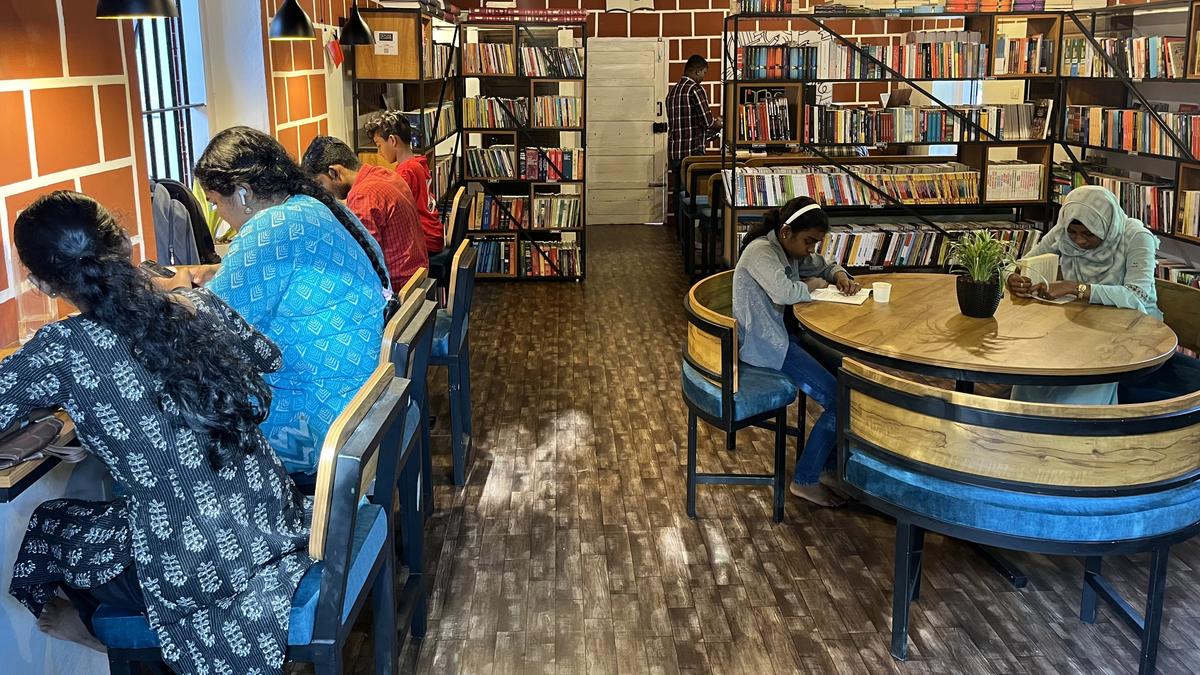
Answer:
[
  {"left": 339, "top": 2, "right": 373, "bottom": 47},
  {"left": 96, "top": 0, "right": 179, "bottom": 19},
  {"left": 270, "top": 0, "right": 316, "bottom": 41}
]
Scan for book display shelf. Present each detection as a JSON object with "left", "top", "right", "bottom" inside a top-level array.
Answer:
[
  {"left": 458, "top": 19, "right": 587, "bottom": 280},
  {"left": 720, "top": 2, "right": 1200, "bottom": 274},
  {"left": 350, "top": 7, "right": 461, "bottom": 208}
]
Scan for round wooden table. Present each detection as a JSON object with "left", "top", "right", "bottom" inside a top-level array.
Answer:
[{"left": 793, "top": 273, "right": 1178, "bottom": 386}]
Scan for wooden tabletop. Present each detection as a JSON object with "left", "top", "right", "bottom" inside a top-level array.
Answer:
[{"left": 793, "top": 273, "right": 1178, "bottom": 382}]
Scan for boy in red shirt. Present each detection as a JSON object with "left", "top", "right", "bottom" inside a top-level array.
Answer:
[
  {"left": 363, "top": 110, "right": 445, "bottom": 256},
  {"left": 301, "top": 136, "right": 428, "bottom": 289}
]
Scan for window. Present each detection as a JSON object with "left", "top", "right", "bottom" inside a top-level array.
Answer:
[{"left": 133, "top": 0, "right": 209, "bottom": 184}]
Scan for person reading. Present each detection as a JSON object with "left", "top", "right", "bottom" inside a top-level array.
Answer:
[
  {"left": 363, "top": 110, "right": 445, "bottom": 257},
  {"left": 733, "top": 197, "right": 860, "bottom": 507}
]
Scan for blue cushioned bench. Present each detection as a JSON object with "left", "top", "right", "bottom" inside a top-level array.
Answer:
[{"left": 837, "top": 359, "right": 1200, "bottom": 675}]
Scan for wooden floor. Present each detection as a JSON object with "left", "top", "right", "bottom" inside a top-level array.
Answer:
[{"left": 381, "top": 225, "right": 1200, "bottom": 674}]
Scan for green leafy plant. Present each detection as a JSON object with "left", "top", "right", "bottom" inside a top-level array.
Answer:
[{"left": 948, "top": 230, "right": 1015, "bottom": 283}]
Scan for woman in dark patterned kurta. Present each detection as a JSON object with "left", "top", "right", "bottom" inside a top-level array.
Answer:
[{"left": 5, "top": 191, "right": 314, "bottom": 675}]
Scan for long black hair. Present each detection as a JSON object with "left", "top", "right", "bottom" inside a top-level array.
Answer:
[
  {"left": 13, "top": 191, "right": 271, "bottom": 470},
  {"left": 194, "top": 126, "right": 390, "bottom": 289},
  {"left": 740, "top": 196, "right": 830, "bottom": 254}
]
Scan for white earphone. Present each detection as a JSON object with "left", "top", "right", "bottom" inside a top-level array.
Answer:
[{"left": 237, "top": 188, "right": 248, "bottom": 207}]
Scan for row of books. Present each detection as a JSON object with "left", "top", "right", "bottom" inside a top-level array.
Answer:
[
  {"left": 520, "top": 46, "right": 584, "bottom": 78},
  {"left": 463, "top": 96, "right": 528, "bottom": 128},
  {"left": 432, "top": 154, "right": 455, "bottom": 203},
  {"left": 802, "top": 100, "right": 1052, "bottom": 144},
  {"left": 734, "top": 0, "right": 1111, "bottom": 11},
  {"left": 1156, "top": 258, "right": 1200, "bottom": 287},
  {"left": 532, "top": 194, "right": 582, "bottom": 229},
  {"left": 1093, "top": 173, "right": 1176, "bottom": 234},
  {"left": 468, "top": 193, "right": 527, "bottom": 230},
  {"left": 993, "top": 35, "right": 1055, "bottom": 76},
  {"left": 475, "top": 237, "right": 582, "bottom": 277},
  {"left": 1062, "top": 36, "right": 1188, "bottom": 80},
  {"left": 738, "top": 94, "right": 792, "bottom": 142},
  {"left": 726, "top": 163, "right": 981, "bottom": 208},
  {"left": 519, "top": 147, "right": 584, "bottom": 181},
  {"left": 466, "top": 145, "right": 518, "bottom": 178},
  {"left": 813, "top": 221, "right": 1043, "bottom": 269},
  {"left": 1179, "top": 191, "right": 1200, "bottom": 238},
  {"left": 407, "top": 103, "right": 456, "bottom": 148},
  {"left": 463, "top": 43, "right": 516, "bottom": 75},
  {"left": 737, "top": 31, "right": 990, "bottom": 81},
  {"left": 424, "top": 42, "right": 456, "bottom": 79},
  {"left": 1064, "top": 105, "right": 1200, "bottom": 158},
  {"left": 533, "top": 95, "right": 582, "bottom": 128},
  {"left": 467, "top": 8, "right": 588, "bottom": 22},
  {"left": 985, "top": 161, "right": 1043, "bottom": 202}
]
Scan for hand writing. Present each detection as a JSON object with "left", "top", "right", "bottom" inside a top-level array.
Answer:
[{"left": 834, "top": 271, "right": 861, "bottom": 295}]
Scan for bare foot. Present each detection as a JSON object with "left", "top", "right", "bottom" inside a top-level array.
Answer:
[
  {"left": 37, "top": 597, "right": 107, "bottom": 653},
  {"left": 789, "top": 481, "right": 845, "bottom": 507},
  {"left": 819, "top": 471, "right": 851, "bottom": 501}
]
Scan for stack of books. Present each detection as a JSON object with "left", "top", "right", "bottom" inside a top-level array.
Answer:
[
  {"left": 520, "top": 148, "right": 584, "bottom": 181},
  {"left": 463, "top": 96, "right": 528, "bottom": 128},
  {"left": 406, "top": 102, "right": 456, "bottom": 147},
  {"left": 519, "top": 47, "right": 584, "bottom": 77},
  {"left": 1180, "top": 190, "right": 1200, "bottom": 238},
  {"left": 532, "top": 194, "right": 582, "bottom": 229},
  {"left": 814, "top": 221, "right": 1042, "bottom": 269},
  {"left": 463, "top": 43, "right": 516, "bottom": 75},
  {"left": 993, "top": 34, "right": 1055, "bottom": 75},
  {"left": 738, "top": 93, "right": 792, "bottom": 142},
  {"left": 738, "top": 30, "right": 989, "bottom": 81},
  {"left": 468, "top": 193, "right": 528, "bottom": 230},
  {"left": 532, "top": 95, "right": 582, "bottom": 128},
  {"left": 803, "top": 100, "right": 1053, "bottom": 144},
  {"left": 1064, "top": 105, "right": 1200, "bottom": 158},
  {"left": 725, "top": 163, "right": 981, "bottom": 207},
  {"left": 986, "top": 161, "right": 1044, "bottom": 202},
  {"left": 520, "top": 239, "right": 581, "bottom": 277},
  {"left": 465, "top": 145, "right": 517, "bottom": 178},
  {"left": 1061, "top": 35, "right": 1188, "bottom": 79},
  {"left": 469, "top": 8, "right": 588, "bottom": 22}
]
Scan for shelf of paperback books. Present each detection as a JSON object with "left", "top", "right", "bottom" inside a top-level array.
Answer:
[{"left": 813, "top": 219, "right": 1044, "bottom": 271}]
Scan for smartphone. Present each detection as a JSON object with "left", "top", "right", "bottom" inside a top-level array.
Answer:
[{"left": 139, "top": 260, "right": 177, "bottom": 279}]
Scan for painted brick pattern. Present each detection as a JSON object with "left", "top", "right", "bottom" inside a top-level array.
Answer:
[{"left": 0, "top": 0, "right": 156, "bottom": 345}]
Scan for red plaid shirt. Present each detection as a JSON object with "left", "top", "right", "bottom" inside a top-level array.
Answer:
[
  {"left": 666, "top": 75, "right": 720, "bottom": 163},
  {"left": 347, "top": 164, "right": 429, "bottom": 289}
]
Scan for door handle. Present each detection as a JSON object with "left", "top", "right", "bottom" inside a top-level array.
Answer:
[{"left": 656, "top": 102, "right": 663, "bottom": 117}]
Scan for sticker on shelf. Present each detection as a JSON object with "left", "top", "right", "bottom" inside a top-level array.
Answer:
[{"left": 374, "top": 31, "right": 398, "bottom": 56}]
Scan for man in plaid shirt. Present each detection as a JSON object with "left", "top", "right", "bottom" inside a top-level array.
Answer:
[{"left": 666, "top": 55, "right": 722, "bottom": 208}]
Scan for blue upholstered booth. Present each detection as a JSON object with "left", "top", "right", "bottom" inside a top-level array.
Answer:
[
  {"left": 430, "top": 240, "right": 477, "bottom": 486},
  {"left": 836, "top": 358, "right": 1200, "bottom": 675}
]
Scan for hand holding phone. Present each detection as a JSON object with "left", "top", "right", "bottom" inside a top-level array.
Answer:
[{"left": 139, "top": 260, "right": 177, "bottom": 278}]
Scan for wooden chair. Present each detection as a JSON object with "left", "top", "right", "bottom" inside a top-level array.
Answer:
[
  {"left": 681, "top": 271, "right": 799, "bottom": 522},
  {"left": 680, "top": 160, "right": 727, "bottom": 277},
  {"left": 1155, "top": 278, "right": 1200, "bottom": 351},
  {"left": 838, "top": 358, "right": 1200, "bottom": 675},
  {"left": 430, "top": 240, "right": 478, "bottom": 486},
  {"left": 1119, "top": 279, "right": 1200, "bottom": 404},
  {"left": 95, "top": 365, "right": 415, "bottom": 675},
  {"left": 429, "top": 186, "right": 469, "bottom": 298}
]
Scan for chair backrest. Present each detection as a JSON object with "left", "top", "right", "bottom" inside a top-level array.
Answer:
[
  {"left": 156, "top": 178, "right": 221, "bottom": 263},
  {"left": 392, "top": 300, "right": 437, "bottom": 407},
  {"left": 683, "top": 271, "right": 739, "bottom": 420},
  {"left": 398, "top": 267, "right": 429, "bottom": 302},
  {"left": 445, "top": 186, "right": 469, "bottom": 252},
  {"left": 1156, "top": 278, "right": 1200, "bottom": 353},
  {"left": 380, "top": 289, "right": 427, "bottom": 366},
  {"left": 446, "top": 239, "right": 478, "bottom": 353},
  {"left": 684, "top": 161, "right": 724, "bottom": 202},
  {"left": 838, "top": 358, "right": 1200, "bottom": 494}
]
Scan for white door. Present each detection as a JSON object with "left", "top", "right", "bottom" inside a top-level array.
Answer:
[{"left": 586, "top": 38, "right": 667, "bottom": 225}]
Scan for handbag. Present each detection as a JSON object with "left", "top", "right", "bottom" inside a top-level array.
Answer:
[{"left": 0, "top": 410, "right": 86, "bottom": 471}]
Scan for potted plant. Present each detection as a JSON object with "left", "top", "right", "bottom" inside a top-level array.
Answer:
[{"left": 948, "top": 230, "right": 1015, "bottom": 319}]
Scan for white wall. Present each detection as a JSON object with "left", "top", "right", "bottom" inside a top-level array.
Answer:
[{"left": 196, "top": 0, "right": 271, "bottom": 134}]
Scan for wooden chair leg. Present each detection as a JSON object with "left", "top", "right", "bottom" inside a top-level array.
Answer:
[
  {"left": 773, "top": 410, "right": 787, "bottom": 523},
  {"left": 1139, "top": 546, "right": 1170, "bottom": 675},
  {"left": 891, "top": 521, "right": 920, "bottom": 660},
  {"left": 373, "top": 536, "right": 398, "bottom": 675},
  {"left": 686, "top": 412, "right": 698, "bottom": 519},
  {"left": 1080, "top": 556, "right": 1102, "bottom": 623}
]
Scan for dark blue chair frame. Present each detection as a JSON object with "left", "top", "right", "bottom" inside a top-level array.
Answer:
[
  {"left": 836, "top": 361, "right": 1200, "bottom": 675},
  {"left": 429, "top": 186, "right": 469, "bottom": 299},
  {"left": 390, "top": 297, "right": 438, "bottom": 535},
  {"left": 102, "top": 372, "right": 413, "bottom": 675},
  {"left": 678, "top": 159, "right": 724, "bottom": 278},
  {"left": 682, "top": 278, "right": 790, "bottom": 523},
  {"left": 431, "top": 242, "right": 477, "bottom": 486}
]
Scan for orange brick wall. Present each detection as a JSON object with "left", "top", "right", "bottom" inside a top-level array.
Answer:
[{"left": 0, "top": 0, "right": 156, "bottom": 345}]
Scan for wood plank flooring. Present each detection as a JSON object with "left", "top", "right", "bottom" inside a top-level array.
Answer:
[{"left": 378, "top": 225, "right": 1200, "bottom": 674}]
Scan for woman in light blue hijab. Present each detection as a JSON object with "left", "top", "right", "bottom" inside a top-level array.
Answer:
[{"left": 1007, "top": 186, "right": 1161, "bottom": 404}]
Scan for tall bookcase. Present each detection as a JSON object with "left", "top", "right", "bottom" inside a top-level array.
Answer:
[
  {"left": 350, "top": 7, "right": 461, "bottom": 208},
  {"left": 457, "top": 19, "right": 588, "bottom": 281}
]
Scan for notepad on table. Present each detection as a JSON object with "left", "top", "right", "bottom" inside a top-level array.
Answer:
[{"left": 810, "top": 287, "right": 872, "bottom": 305}]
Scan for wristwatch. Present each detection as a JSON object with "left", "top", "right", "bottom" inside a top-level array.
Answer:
[{"left": 1076, "top": 283, "right": 1089, "bottom": 299}]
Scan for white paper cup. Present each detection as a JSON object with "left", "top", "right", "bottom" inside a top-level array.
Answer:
[{"left": 873, "top": 282, "right": 892, "bottom": 303}]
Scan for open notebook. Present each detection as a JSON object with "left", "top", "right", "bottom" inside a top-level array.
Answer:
[{"left": 810, "top": 287, "right": 872, "bottom": 305}]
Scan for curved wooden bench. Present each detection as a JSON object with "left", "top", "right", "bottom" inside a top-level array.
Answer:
[{"left": 838, "top": 358, "right": 1200, "bottom": 674}]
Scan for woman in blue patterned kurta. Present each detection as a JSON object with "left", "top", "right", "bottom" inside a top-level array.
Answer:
[{"left": 195, "top": 128, "right": 389, "bottom": 474}]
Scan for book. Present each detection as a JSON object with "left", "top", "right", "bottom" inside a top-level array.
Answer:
[
  {"left": 806, "top": 220, "right": 1043, "bottom": 269},
  {"left": 736, "top": 30, "right": 988, "bottom": 82},
  {"left": 724, "top": 163, "right": 981, "bottom": 208},
  {"left": 468, "top": 193, "right": 528, "bottom": 231},
  {"left": 518, "top": 148, "right": 584, "bottom": 181},
  {"left": 404, "top": 102, "right": 456, "bottom": 148},
  {"left": 986, "top": 161, "right": 1043, "bottom": 202},
  {"left": 519, "top": 47, "right": 584, "bottom": 78},
  {"left": 1064, "top": 105, "right": 1200, "bottom": 158},
  {"left": 738, "top": 90, "right": 792, "bottom": 142},
  {"left": 1062, "top": 35, "right": 1189, "bottom": 80},
  {"left": 803, "top": 99, "right": 1053, "bottom": 145},
  {"left": 810, "top": 287, "right": 872, "bottom": 305},
  {"left": 532, "top": 194, "right": 582, "bottom": 229},
  {"left": 465, "top": 145, "right": 517, "bottom": 179},
  {"left": 463, "top": 96, "right": 528, "bottom": 128},
  {"left": 532, "top": 95, "right": 582, "bottom": 128},
  {"left": 463, "top": 43, "right": 516, "bottom": 75}
]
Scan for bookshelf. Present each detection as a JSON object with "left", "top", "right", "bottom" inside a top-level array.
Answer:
[
  {"left": 458, "top": 19, "right": 588, "bottom": 281},
  {"left": 350, "top": 7, "right": 460, "bottom": 207}
]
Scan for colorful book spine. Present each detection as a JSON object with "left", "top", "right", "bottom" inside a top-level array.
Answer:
[
  {"left": 725, "top": 164, "right": 981, "bottom": 208},
  {"left": 532, "top": 96, "right": 582, "bottom": 128},
  {"left": 519, "top": 47, "right": 584, "bottom": 78},
  {"left": 532, "top": 194, "right": 582, "bottom": 229},
  {"left": 465, "top": 145, "right": 517, "bottom": 179},
  {"left": 1064, "top": 105, "right": 1200, "bottom": 158},
  {"left": 463, "top": 43, "right": 516, "bottom": 75},
  {"left": 468, "top": 193, "right": 528, "bottom": 231},
  {"left": 463, "top": 96, "right": 528, "bottom": 128},
  {"left": 519, "top": 148, "right": 585, "bottom": 181},
  {"left": 738, "top": 93, "right": 792, "bottom": 142}
]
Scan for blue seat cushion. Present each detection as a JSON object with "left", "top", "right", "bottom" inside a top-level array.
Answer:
[
  {"left": 431, "top": 309, "right": 451, "bottom": 358},
  {"left": 92, "top": 504, "right": 389, "bottom": 650},
  {"left": 845, "top": 450, "right": 1200, "bottom": 543},
  {"left": 681, "top": 361, "right": 798, "bottom": 422}
]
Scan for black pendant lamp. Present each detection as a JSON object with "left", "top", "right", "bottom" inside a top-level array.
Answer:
[
  {"left": 339, "top": 2, "right": 373, "bottom": 47},
  {"left": 96, "top": 0, "right": 179, "bottom": 19},
  {"left": 270, "top": 0, "right": 316, "bottom": 41}
]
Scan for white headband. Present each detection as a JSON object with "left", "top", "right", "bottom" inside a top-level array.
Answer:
[{"left": 784, "top": 203, "right": 822, "bottom": 226}]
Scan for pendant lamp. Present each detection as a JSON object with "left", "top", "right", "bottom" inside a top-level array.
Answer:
[
  {"left": 96, "top": 0, "right": 180, "bottom": 19},
  {"left": 270, "top": 0, "right": 316, "bottom": 41},
  {"left": 339, "top": 2, "right": 374, "bottom": 47}
]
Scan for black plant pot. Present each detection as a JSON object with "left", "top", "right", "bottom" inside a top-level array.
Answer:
[{"left": 956, "top": 274, "right": 1002, "bottom": 318}]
